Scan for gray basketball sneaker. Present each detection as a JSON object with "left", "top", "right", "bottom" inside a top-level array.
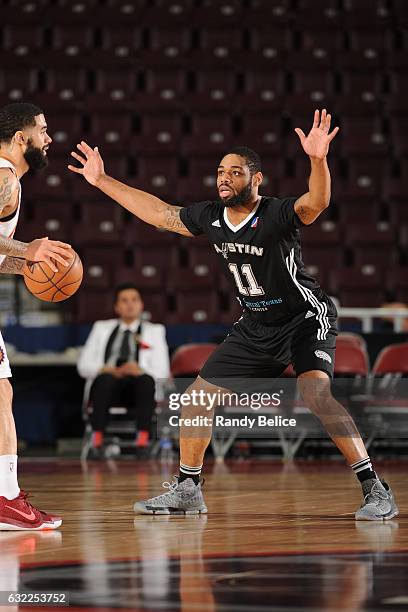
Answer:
[
  {"left": 355, "top": 479, "right": 399, "bottom": 521},
  {"left": 134, "top": 477, "right": 208, "bottom": 515}
]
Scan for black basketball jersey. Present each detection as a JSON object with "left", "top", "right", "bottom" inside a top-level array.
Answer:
[{"left": 180, "top": 195, "right": 331, "bottom": 325}]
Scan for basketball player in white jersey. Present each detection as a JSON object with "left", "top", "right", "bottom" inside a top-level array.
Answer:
[{"left": 0, "top": 103, "right": 73, "bottom": 530}]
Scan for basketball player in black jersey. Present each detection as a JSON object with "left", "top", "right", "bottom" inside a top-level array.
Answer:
[{"left": 69, "top": 109, "right": 398, "bottom": 521}]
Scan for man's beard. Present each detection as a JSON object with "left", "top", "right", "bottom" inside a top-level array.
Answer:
[
  {"left": 24, "top": 140, "right": 48, "bottom": 170},
  {"left": 218, "top": 180, "right": 253, "bottom": 208}
]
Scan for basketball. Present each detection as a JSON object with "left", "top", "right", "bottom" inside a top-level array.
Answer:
[{"left": 23, "top": 249, "right": 83, "bottom": 302}]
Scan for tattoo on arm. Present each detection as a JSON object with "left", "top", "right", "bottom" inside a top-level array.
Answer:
[
  {"left": 0, "top": 256, "right": 25, "bottom": 275},
  {"left": 296, "top": 205, "right": 316, "bottom": 224},
  {"left": 0, "top": 235, "right": 28, "bottom": 258},
  {"left": 158, "top": 205, "right": 193, "bottom": 236},
  {"left": 0, "top": 174, "right": 17, "bottom": 215}
]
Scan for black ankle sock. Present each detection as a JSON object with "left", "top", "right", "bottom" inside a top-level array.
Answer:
[
  {"left": 179, "top": 462, "right": 202, "bottom": 485},
  {"left": 351, "top": 457, "right": 377, "bottom": 484},
  {"left": 179, "top": 472, "right": 200, "bottom": 485}
]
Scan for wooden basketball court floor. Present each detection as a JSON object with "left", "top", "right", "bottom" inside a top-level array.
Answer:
[{"left": 2, "top": 458, "right": 407, "bottom": 611}]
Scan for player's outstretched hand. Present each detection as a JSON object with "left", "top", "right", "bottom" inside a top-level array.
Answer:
[
  {"left": 26, "top": 237, "right": 73, "bottom": 272},
  {"left": 294, "top": 109, "right": 339, "bottom": 160},
  {"left": 68, "top": 141, "right": 105, "bottom": 186}
]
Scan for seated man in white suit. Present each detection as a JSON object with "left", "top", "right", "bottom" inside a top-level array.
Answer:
[{"left": 77, "top": 284, "right": 170, "bottom": 455}]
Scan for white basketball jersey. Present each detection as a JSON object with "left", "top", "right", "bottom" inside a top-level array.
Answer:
[{"left": 0, "top": 158, "right": 21, "bottom": 265}]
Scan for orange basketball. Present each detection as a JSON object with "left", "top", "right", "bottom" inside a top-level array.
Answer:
[{"left": 23, "top": 249, "right": 83, "bottom": 302}]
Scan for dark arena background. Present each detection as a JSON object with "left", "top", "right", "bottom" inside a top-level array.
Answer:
[{"left": 0, "top": 0, "right": 407, "bottom": 610}]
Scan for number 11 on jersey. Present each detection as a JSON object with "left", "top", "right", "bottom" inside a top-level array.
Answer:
[{"left": 228, "top": 263, "right": 265, "bottom": 296}]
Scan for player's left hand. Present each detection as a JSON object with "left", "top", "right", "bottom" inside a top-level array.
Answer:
[{"left": 294, "top": 109, "right": 339, "bottom": 160}]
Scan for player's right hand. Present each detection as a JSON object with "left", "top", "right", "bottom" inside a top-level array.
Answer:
[
  {"left": 26, "top": 237, "right": 73, "bottom": 273},
  {"left": 68, "top": 141, "right": 105, "bottom": 186}
]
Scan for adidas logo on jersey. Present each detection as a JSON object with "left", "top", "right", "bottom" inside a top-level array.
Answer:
[
  {"left": 305, "top": 310, "right": 315, "bottom": 319},
  {"left": 212, "top": 219, "right": 221, "bottom": 227}
]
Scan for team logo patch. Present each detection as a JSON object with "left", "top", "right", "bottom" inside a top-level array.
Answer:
[
  {"left": 0, "top": 347, "right": 4, "bottom": 365},
  {"left": 212, "top": 219, "right": 221, "bottom": 227},
  {"left": 251, "top": 216, "right": 259, "bottom": 228},
  {"left": 314, "top": 350, "right": 332, "bottom": 364}
]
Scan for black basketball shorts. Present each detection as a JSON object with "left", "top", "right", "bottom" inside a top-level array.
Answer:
[{"left": 200, "top": 296, "right": 338, "bottom": 382}]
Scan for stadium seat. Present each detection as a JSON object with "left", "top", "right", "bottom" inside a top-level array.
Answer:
[
  {"left": 76, "top": 289, "right": 115, "bottom": 323},
  {"left": 52, "top": 25, "right": 95, "bottom": 56},
  {"left": 171, "top": 291, "right": 220, "bottom": 323},
  {"left": 171, "top": 343, "right": 218, "bottom": 377},
  {"left": 179, "top": 157, "right": 218, "bottom": 202},
  {"left": 187, "top": 245, "right": 220, "bottom": 277},
  {"left": 237, "top": 70, "right": 286, "bottom": 112},
  {"left": 299, "top": 28, "right": 345, "bottom": 53},
  {"left": 137, "top": 157, "right": 179, "bottom": 200},
  {"left": 47, "top": 112, "right": 83, "bottom": 154},
  {"left": 372, "top": 343, "right": 408, "bottom": 375},
  {"left": 386, "top": 268, "right": 408, "bottom": 301},
  {"left": 185, "top": 71, "right": 238, "bottom": 112},
  {"left": 114, "top": 267, "right": 164, "bottom": 292},
  {"left": 196, "top": 28, "right": 243, "bottom": 61},
  {"left": 337, "top": 332, "right": 368, "bottom": 352},
  {"left": 134, "top": 69, "right": 187, "bottom": 111},
  {"left": 346, "top": 222, "right": 395, "bottom": 251},
  {"left": 75, "top": 201, "right": 124, "bottom": 246},
  {"left": 45, "top": 68, "right": 88, "bottom": 100},
  {"left": 0, "top": 68, "right": 39, "bottom": 95},
  {"left": 2, "top": 25, "right": 44, "bottom": 53},
  {"left": 332, "top": 341, "right": 370, "bottom": 403},
  {"left": 246, "top": 0, "right": 291, "bottom": 25},
  {"left": 14, "top": 201, "right": 73, "bottom": 244},
  {"left": 95, "top": 0, "right": 147, "bottom": 24},
  {"left": 336, "top": 49, "right": 384, "bottom": 72},
  {"left": 99, "top": 25, "right": 142, "bottom": 56},
  {"left": 294, "top": 0, "right": 341, "bottom": 27},
  {"left": 94, "top": 67, "right": 137, "bottom": 97},
  {"left": 340, "top": 126, "right": 388, "bottom": 157},
  {"left": 139, "top": 291, "right": 169, "bottom": 322},
  {"left": 149, "top": 26, "right": 192, "bottom": 55},
  {"left": 301, "top": 246, "right": 345, "bottom": 288},
  {"left": 193, "top": 0, "right": 244, "bottom": 26},
  {"left": 82, "top": 262, "right": 113, "bottom": 290},
  {"left": 167, "top": 268, "right": 214, "bottom": 292},
  {"left": 89, "top": 113, "right": 133, "bottom": 153},
  {"left": 142, "top": 0, "right": 195, "bottom": 26},
  {"left": 132, "top": 246, "right": 180, "bottom": 274},
  {"left": 330, "top": 266, "right": 386, "bottom": 307},
  {"left": 240, "top": 115, "right": 282, "bottom": 156},
  {"left": 182, "top": 113, "right": 234, "bottom": 155},
  {"left": 334, "top": 343, "right": 370, "bottom": 377},
  {"left": 342, "top": 71, "right": 385, "bottom": 98},
  {"left": 124, "top": 219, "right": 177, "bottom": 248},
  {"left": 347, "top": 8, "right": 392, "bottom": 30},
  {"left": 136, "top": 113, "right": 182, "bottom": 155},
  {"left": 78, "top": 246, "right": 127, "bottom": 268},
  {"left": 300, "top": 220, "right": 342, "bottom": 248}
]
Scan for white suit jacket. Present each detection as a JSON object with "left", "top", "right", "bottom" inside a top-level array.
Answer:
[{"left": 77, "top": 319, "right": 170, "bottom": 396}]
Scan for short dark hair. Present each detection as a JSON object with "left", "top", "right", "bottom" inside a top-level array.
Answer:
[
  {"left": 223, "top": 146, "right": 262, "bottom": 175},
  {"left": 0, "top": 102, "right": 44, "bottom": 144},
  {"left": 114, "top": 283, "right": 141, "bottom": 302}
]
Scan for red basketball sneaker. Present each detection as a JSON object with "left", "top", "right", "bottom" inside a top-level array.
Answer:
[{"left": 0, "top": 491, "right": 62, "bottom": 531}]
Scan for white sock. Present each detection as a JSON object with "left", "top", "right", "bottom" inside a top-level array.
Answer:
[{"left": 0, "top": 455, "right": 20, "bottom": 500}]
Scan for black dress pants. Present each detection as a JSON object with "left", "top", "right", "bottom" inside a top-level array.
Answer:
[{"left": 89, "top": 373, "right": 155, "bottom": 432}]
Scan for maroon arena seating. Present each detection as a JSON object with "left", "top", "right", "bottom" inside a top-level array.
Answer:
[{"left": 1, "top": 0, "right": 406, "bottom": 323}]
